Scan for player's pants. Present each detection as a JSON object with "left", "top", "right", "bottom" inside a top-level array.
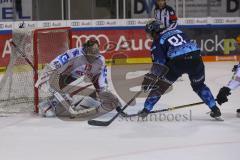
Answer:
[{"left": 144, "top": 51, "right": 216, "bottom": 111}]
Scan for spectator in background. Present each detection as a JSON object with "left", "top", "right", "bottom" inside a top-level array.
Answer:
[{"left": 154, "top": 0, "right": 178, "bottom": 30}]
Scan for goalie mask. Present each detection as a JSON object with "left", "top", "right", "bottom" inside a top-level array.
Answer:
[{"left": 83, "top": 38, "right": 100, "bottom": 59}]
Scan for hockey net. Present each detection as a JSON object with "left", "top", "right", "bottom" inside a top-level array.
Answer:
[{"left": 0, "top": 27, "right": 72, "bottom": 115}]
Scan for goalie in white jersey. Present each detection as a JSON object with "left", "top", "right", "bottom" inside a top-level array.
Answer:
[
  {"left": 35, "top": 38, "right": 121, "bottom": 118},
  {"left": 216, "top": 62, "right": 240, "bottom": 117}
]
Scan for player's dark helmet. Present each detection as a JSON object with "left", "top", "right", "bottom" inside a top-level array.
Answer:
[{"left": 145, "top": 20, "right": 165, "bottom": 36}]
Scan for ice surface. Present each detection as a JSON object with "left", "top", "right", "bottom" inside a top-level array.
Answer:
[{"left": 0, "top": 62, "right": 239, "bottom": 160}]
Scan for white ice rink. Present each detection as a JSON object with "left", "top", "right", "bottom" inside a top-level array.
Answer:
[{"left": 0, "top": 62, "right": 240, "bottom": 160}]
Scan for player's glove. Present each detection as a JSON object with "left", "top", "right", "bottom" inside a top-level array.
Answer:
[
  {"left": 216, "top": 87, "right": 231, "bottom": 105},
  {"left": 232, "top": 64, "right": 239, "bottom": 72},
  {"left": 141, "top": 73, "right": 159, "bottom": 92}
]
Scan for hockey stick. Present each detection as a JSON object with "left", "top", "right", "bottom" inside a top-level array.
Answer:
[
  {"left": 10, "top": 41, "right": 36, "bottom": 72},
  {"left": 124, "top": 100, "right": 216, "bottom": 117},
  {"left": 88, "top": 90, "right": 142, "bottom": 126}
]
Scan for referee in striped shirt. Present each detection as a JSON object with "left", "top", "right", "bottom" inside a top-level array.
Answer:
[{"left": 154, "top": 0, "right": 178, "bottom": 30}]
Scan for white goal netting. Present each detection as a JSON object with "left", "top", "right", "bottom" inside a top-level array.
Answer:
[{"left": 0, "top": 27, "right": 72, "bottom": 115}]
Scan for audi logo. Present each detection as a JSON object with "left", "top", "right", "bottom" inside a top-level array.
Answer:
[
  {"left": 71, "top": 22, "right": 81, "bottom": 26},
  {"left": 81, "top": 22, "right": 92, "bottom": 26},
  {"left": 95, "top": 21, "right": 105, "bottom": 25},
  {"left": 214, "top": 19, "right": 224, "bottom": 23},
  {"left": 73, "top": 34, "right": 110, "bottom": 53},
  {"left": 52, "top": 22, "right": 61, "bottom": 27},
  {"left": 127, "top": 21, "right": 137, "bottom": 25},
  {"left": 185, "top": 19, "right": 195, "bottom": 24},
  {"left": 5, "top": 24, "right": 12, "bottom": 28},
  {"left": 27, "top": 24, "right": 36, "bottom": 28},
  {"left": 43, "top": 22, "right": 51, "bottom": 27}
]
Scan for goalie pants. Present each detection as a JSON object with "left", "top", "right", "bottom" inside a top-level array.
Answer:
[{"left": 144, "top": 50, "right": 216, "bottom": 111}]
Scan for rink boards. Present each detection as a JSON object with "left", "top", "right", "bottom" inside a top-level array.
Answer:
[{"left": 0, "top": 18, "right": 240, "bottom": 71}]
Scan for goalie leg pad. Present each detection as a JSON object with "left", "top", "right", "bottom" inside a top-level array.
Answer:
[
  {"left": 64, "top": 96, "right": 100, "bottom": 118},
  {"left": 73, "top": 96, "right": 101, "bottom": 110},
  {"left": 38, "top": 98, "right": 57, "bottom": 117},
  {"left": 35, "top": 64, "right": 60, "bottom": 91}
]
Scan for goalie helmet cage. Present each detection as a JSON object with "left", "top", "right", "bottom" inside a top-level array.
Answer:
[{"left": 0, "top": 27, "right": 72, "bottom": 115}]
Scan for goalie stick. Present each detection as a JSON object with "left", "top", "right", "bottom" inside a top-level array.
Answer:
[
  {"left": 87, "top": 90, "right": 142, "bottom": 126},
  {"left": 11, "top": 41, "right": 36, "bottom": 72}
]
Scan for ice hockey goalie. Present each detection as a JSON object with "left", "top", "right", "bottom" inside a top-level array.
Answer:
[{"left": 35, "top": 38, "right": 121, "bottom": 118}]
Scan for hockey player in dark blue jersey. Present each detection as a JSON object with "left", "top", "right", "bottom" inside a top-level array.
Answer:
[{"left": 139, "top": 20, "right": 222, "bottom": 120}]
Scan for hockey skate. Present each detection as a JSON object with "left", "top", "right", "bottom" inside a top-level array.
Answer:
[
  {"left": 210, "top": 106, "right": 224, "bottom": 121},
  {"left": 237, "top": 109, "right": 240, "bottom": 118},
  {"left": 138, "top": 108, "right": 150, "bottom": 118},
  {"left": 38, "top": 100, "right": 57, "bottom": 117}
]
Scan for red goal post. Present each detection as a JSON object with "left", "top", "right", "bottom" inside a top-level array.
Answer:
[{"left": 33, "top": 27, "right": 72, "bottom": 113}]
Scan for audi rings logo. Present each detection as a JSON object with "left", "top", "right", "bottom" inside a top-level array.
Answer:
[
  {"left": 185, "top": 19, "right": 195, "bottom": 24},
  {"left": 95, "top": 21, "right": 105, "bottom": 26},
  {"left": 73, "top": 34, "right": 110, "bottom": 53},
  {"left": 214, "top": 19, "right": 224, "bottom": 24},
  {"left": 127, "top": 20, "right": 137, "bottom": 25},
  {"left": 71, "top": 22, "right": 81, "bottom": 26}
]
